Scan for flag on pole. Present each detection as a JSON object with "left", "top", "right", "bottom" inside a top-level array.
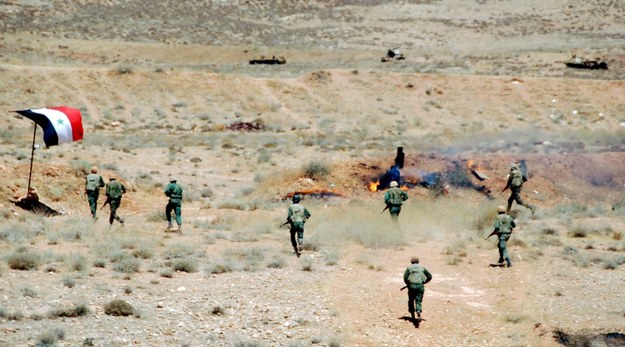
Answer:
[{"left": 16, "top": 106, "right": 84, "bottom": 147}]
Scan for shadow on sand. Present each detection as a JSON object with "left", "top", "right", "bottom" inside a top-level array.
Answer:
[{"left": 399, "top": 315, "right": 423, "bottom": 328}]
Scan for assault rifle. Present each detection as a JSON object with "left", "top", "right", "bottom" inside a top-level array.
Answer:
[
  {"left": 485, "top": 229, "right": 499, "bottom": 240},
  {"left": 381, "top": 204, "right": 390, "bottom": 214},
  {"left": 400, "top": 285, "right": 407, "bottom": 291},
  {"left": 280, "top": 219, "right": 291, "bottom": 228}
]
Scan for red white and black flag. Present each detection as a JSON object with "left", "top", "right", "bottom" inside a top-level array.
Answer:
[{"left": 16, "top": 106, "right": 84, "bottom": 147}]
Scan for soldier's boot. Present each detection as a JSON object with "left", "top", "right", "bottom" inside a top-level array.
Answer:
[
  {"left": 498, "top": 257, "right": 504, "bottom": 264},
  {"left": 505, "top": 257, "right": 512, "bottom": 267},
  {"left": 177, "top": 224, "right": 182, "bottom": 232},
  {"left": 417, "top": 311, "right": 421, "bottom": 319},
  {"left": 410, "top": 311, "right": 415, "bottom": 321},
  {"left": 167, "top": 222, "right": 173, "bottom": 230},
  {"left": 529, "top": 205, "right": 536, "bottom": 215},
  {"left": 506, "top": 202, "right": 513, "bottom": 214}
]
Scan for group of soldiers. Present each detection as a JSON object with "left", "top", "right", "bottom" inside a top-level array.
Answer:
[
  {"left": 82, "top": 161, "right": 534, "bottom": 324},
  {"left": 84, "top": 166, "right": 183, "bottom": 230},
  {"left": 380, "top": 162, "right": 535, "bottom": 322}
]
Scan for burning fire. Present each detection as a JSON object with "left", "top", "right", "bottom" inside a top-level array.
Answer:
[{"left": 369, "top": 181, "right": 379, "bottom": 192}]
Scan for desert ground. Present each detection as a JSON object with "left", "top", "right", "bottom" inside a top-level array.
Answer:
[{"left": 1, "top": 1, "right": 625, "bottom": 346}]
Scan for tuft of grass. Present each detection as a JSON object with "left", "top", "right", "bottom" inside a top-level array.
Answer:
[
  {"left": 302, "top": 160, "right": 331, "bottom": 180},
  {"left": 66, "top": 253, "right": 88, "bottom": 272},
  {"left": 6, "top": 250, "right": 41, "bottom": 270},
  {"left": 112, "top": 258, "right": 140, "bottom": 274},
  {"left": 104, "top": 299, "right": 135, "bottom": 317},
  {"left": 266, "top": 257, "right": 286, "bottom": 269},
  {"left": 205, "top": 262, "right": 235, "bottom": 275},
  {"left": 211, "top": 305, "right": 225, "bottom": 315},
  {"left": 160, "top": 268, "right": 174, "bottom": 278},
  {"left": 93, "top": 259, "right": 106, "bottom": 268},
  {"left": 301, "top": 256, "right": 314, "bottom": 271},
  {"left": 35, "top": 328, "right": 65, "bottom": 346},
  {"left": 0, "top": 308, "right": 24, "bottom": 320},
  {"left": 47, "top": 304, "right": 90, "bottom": 318},
  {"left": 567, "top": 225, "right": 589, "bottom": 238},
  {"left": 132, "top": 247, "right": 153, "bottom": 259},
  {"left": 172, "top": 258, "right": 198, "bottom": 273},
  {"left": 62, "top": 277, "right": 76, "bottom": 288}
]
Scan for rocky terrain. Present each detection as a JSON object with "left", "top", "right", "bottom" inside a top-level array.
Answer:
[{"left": 0, "top": 1, "right": 624, "bottom": 346}]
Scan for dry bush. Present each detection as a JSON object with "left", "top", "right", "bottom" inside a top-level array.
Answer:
[
  {"left": 0, "top": 307, "right": 24, "bottom": 320},
  {"left": 302, "top": 160, "right": 331, "bottom": 180},
  {"left": 172, "top": 258, "right": 198, "bottom": 273},
  {"left": 112, "top": 257, "right": 140, "bottom": 274},
  {"left": 6, "top": 249, "right": 41, "bottom": 270},
  {"left": 300, "top": 256, "right": 314, "bottom": 271},
  {"left": 104, "top": 299, "right": 135, "bottom": 317},
  {"left": 47, "top": 304, "right": 89, "bottom": 318},
  {"left": 205, "top": 261, "right": 236, "bottom": 275},
  {"left": 65, "top": 253, "right": 88, "bottom": 272},
  {"left": 266, "top": 256, "right": 286, "bottom": 269},
  {"left": 35, "top": 327, "right": 65, "bottom": 346}
]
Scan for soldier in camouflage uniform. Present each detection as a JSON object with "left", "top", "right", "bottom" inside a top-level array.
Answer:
[
  {"left": 105, "top": 177, "right": 126, "bottom": 226},
  {"left": 85, "top": 166, "right": 105, "bottom": 219},
  {"left": 493, "top": 205, "right": 516, "bottom": 267},
  {"left": 287, "top": 194, "right": 311, "bottom": 257},
  {"left": 403, "top": 256, "right": 432, "bottom": 321},
  {"left": 501, "top": 163, "right": 535, "bottom": 214},
  {"left": 384, "top": 181, "right": 409, "bottom": 221},
  {"left": 164, "top": 179, "right": 183, "bottom": 231}
]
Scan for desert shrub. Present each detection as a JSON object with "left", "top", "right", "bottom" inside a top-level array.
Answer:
[
  {"left": 603, "top": 255, "right": 625, "bottom": 270},
  {"left": 224, "top": 247, "right": 266, "bottom": 272},
  {"left": 211, "top": 305, "right": 225, "bottom": 315},
  {"left": 301, "top": 257, "right": 314, "bottom": 271},
  {"left": 115, "top": 65, "right": 133, "bottom": 74},
  {"left": 35, "top": 328, "right": 65, "bottom": 347},
  {"left": 132, "top": 247, "right": 153, "bottom": 259},
  {"left": 48, "top": 304, "right": 89, "bottom": 318},
  {"left": 266, "top": 257, "right": 286, "bottom": 269},
  {"left": 66, "top": 253, "right": 88, "bottom": 272},
  {"left": 205, "top": 260, "right": 237, "bottom": 274},
  {"left": 93, "top": 259, "right": 106, "bottom": 268},
  {"left": 164, "top": 244, "right": 194, "bottom": 259},
  {"left": 112, "top": 258, "right": 140, "bottom": 274},
  {"left": 568, "top": 225, "right": 589, "bottom": 238},
  {"left": 302, "top": 160, "right": 331, "bottom": 180},
  {"left": 324, "top": 250, "right": 340, "bottom": 266},
  {"left": 200, "top": 187, "right": 214, "bottom": 198},
  {"left": 6, "top": 250, "right": 41, "bottom": 270},
  {"left": 160, "top": 269, "right": 174, "bottom": 278},
  {"left": 123, "top": 286, "right": 132, "bottom": 294},
  {"left": 104, "top": 299, "right": 135, "bottom": 316},
  {"left": 0, "top": 308, "right": 24, "bottom": 320},
  {"left": 62, "top": 277, "right": 76, "bottom": 288},
  {"left": 172, "top": 258, "right": 197, "bottom": 273}
]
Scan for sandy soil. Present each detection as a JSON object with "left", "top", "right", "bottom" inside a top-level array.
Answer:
[{"left": 0, "top": 1, "right": 624, "bottom": 346}]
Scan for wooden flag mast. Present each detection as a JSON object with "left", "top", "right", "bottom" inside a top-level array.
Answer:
[{"left": 27, "top": 122, "right": 37, "bottom": 192}]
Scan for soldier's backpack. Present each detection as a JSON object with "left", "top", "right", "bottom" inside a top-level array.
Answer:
[
  {"left": 290, "top": 204, "right": 307, "bottom": 223},
  {"left": 407, "top": 264, "right": 428, "bottom": 285},
  {"left": 510, "top": 169, "right": 524, "bottom": 188},
  {"left": 86, "top": 174, "right": 102, "bottom": 191},
  {"left": 386, "top": 188, "right": 406, "bottom": 205}
]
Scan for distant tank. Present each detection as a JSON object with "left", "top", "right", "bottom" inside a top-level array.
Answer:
[
  {"left": 381, "top": 48, "right": 405, "bottom": 62},
  {"left": 249, "top": 56, "right": 286, "bottom": 65},
  {"left": 564, "top": 54, "right": 608, "bottom": 70}
]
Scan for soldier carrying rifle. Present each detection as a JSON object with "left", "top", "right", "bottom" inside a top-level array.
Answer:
[
  {"left": 403, "top": 256, "right": 432, "bottom": 321},
  {"left": 284, "top": 194, "right": 311, "bottom": 257},
  {"left": 486, "top": 205, "right": 516, "bottom": 267}
]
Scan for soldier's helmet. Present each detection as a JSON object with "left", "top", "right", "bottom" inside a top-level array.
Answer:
[
  {"left": 389, "top": 181, "right": 398, "bottom": 188},
  {"left": 410, "top": 256, "right": 420, "bottom": 264},
  {"left": 292, "top": 194, "right": 301, "bottom": 203},
  {"left": 509, "top": 163, "right": 519, "bottom": 170},
  {"left": 170, "top": 178, "right": 177, "bottom": 183},
  {"left": 91, "top": 166, "right": 98, "bottom": 174},
  {"left": 497, "top": 205, "right": 506, "bottom": 213}
]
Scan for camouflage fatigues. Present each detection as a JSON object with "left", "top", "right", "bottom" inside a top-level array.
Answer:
[
  {"left": 287, "top": 203, "right": 311, "bottom": 255},
  {"left": 164, "top": 181, "right": 183, "bottom": 229},
  {"left": 403, "top": 263, "right": 432, "bottom": 317},
  {"left": 85, "top": 173, "right": 105, "bottom": 219},
  {"left": 494, "top": 213, "right": 516, "bottom": 266},
  {"left": 505, "top": 167, "right": 534, "bottom": 213},
  {"left": 384, "top": 187, "right": 409, "bottom": 221},
  {"left": 105, "top": 179, "right": 126, "bottom": 225}
]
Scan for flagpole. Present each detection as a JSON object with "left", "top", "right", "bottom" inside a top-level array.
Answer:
[{"left": 27, "top": 122, "right": 37, "bottom": 192}]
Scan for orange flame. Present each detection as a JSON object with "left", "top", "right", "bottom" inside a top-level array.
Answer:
[
  {"left": 467, "top": 159, "right": 484, "bottom": 171},
  {"left": 369, "top": 181, "right": 379, "bottom": 192}
]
